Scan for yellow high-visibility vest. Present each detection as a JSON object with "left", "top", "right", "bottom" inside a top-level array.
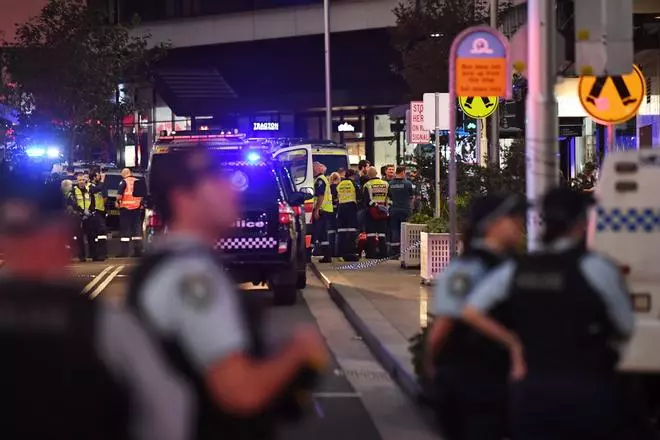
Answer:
[
  {"left": 313, "top": 174, "right": 334, "bottom": 213},
  {"left": 73, "top": 186, "right": 91, "bottom": 211},
  {"left": 336, "top": 179, "right": 357, "bottom": 204},
  {"left": 363, "top": 178, "right": 388, "bottom": 205}
]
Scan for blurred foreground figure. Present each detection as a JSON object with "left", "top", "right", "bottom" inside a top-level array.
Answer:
[
  {"left": 128, "top": 147, "right": 329, "bottom": 440},
  {"left": 0, "top": 172, "right": 193, "bottom": 440}
]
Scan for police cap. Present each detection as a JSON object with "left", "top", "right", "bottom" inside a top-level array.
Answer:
[
  {"left": 0, "top": 169, "right": 66, "bottom": 235},
  {"left": 542, "top": 187, "right": 595, "bottom": 225},
  {"left": 469, "top": 194, "right": 529, "bottom": 234}
]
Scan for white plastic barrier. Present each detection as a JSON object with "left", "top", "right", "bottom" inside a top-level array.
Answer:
[
  {"left": 400, "top": 222, "right": 427, "bottom": 268},
  {"left": 420, "top": 232, "right": 462, "bottom": 284}
]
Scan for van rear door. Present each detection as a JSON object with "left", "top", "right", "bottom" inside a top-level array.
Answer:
[{"left": 274, "top": 146, "right": 313, "bottom": 225}]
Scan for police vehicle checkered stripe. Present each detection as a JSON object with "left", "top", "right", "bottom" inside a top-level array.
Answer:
[
  {"left": 216, "top": 237, "right": 278, "bottom": 250},
  {"left": 596, "top": 207, "right": 660, "bottom": 232}
]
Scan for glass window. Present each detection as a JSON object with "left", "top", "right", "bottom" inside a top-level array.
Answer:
[
  {"left": 374, "top": 114, "right": 393, "bottom": 138},
  {"left": 275, "top": 148, "right": 308, "bottom": 185},
  {"left": 313, "top": 153, "right": 348, "bottom": 174}
]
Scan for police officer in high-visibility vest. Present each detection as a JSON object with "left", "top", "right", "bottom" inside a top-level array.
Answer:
[
  {"left": 89, "top": 171, "right": 108, "bottom": 261},
  {"left": 68, "top": 173, "right": 96, "bottom": 262},
  {"left": 312, "top": 161, "right": 333, "bottom": 263},
  {"left": 336, "top": 169, "right": 360, "bottom": 261},
  {"left": 462, "top": 188, "right": 636, "bottom": 440},
  {"left": 117, "top": 168, "right": 144, "bottom": 258},
  {"left": 0, "top": 171, "right": 193, "bottom": 440},
  {"left": 362, "top": 167, "right": 389, "bottom": 258}
]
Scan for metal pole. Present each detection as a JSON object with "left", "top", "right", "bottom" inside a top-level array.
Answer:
[
  {"left": 323, "top": 0, "right": 332, "bottom": 140},
  {"left": 526, "top": 0, "right": 559, "bottom": 251},
  {"left": 434, "top": 93, "right": 442, "bottom": 218},
  {"left": 448, "top": 96, "right": 457, "bottom": 257},
  {"left": 489, "top": 0, "right": 500, "bottom": 167},
  {"left": 606, "top": 124, "right": 615, "bottom": 154}
]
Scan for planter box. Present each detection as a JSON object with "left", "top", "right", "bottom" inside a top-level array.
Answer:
[
  {"left": 400, "top": 222, "right": 428, "bottom": 269},
  {"left": 420, "top": 232, "right": 462, "bottom": 284}
]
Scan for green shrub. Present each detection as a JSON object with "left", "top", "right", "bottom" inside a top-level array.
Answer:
[
  {"left": 407, "top": 212, "right": 432, "bottom": 224},
  {"left": 426, "top": 216, "right": 449, "bottom": 233}
]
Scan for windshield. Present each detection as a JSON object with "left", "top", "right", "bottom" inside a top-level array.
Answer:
[{"left": 313, "top": 153, "right": 348, "bottom": 174}]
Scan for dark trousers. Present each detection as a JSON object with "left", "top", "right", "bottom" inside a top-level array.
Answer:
[
  {"left": 327, "top": 215, "right": 338, "bottom": 257},
  {"left": 92, "top": 212, "right": 108, "bottom": 260},
  {"left": 433, "top": 367, "right": 509, "bottom": 440},
  {"left": 511, "top": 372, "right": 622, "bottom": 440},
  {"left": 365, "top": 209, "right": 387, "bottom": 259},
  {"left": 76, "top": 216, "right": 97, "bottom": 261},
  {"left": 313, "top": 211, "right": 332, "bottom": 261},
  {"left": 119, "top": 208, "right": 143, "bottom": 257},
  {"left": 388, "top": 210, "right": 410, "bottom": 256},
  {"left": 337, "top": 203, "right": 358, "bottom": 260}
]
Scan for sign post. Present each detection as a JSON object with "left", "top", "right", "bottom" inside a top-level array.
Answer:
[
  {"left": 578, "top": 64, "right": 646, "bottom": 155},
  {"left": 450, "top": 26, "right": 510, "bottom": 257},
  {"left": 422, "top": 93, "right": 450, "bottom": 218}
]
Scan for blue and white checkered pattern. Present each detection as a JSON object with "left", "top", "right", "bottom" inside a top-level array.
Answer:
[
  {"left": 216, "top": 236, "right": 278, "bottom": 250},
  {"left": 596, "top": 207, "right": 660, "bottom": 232}
]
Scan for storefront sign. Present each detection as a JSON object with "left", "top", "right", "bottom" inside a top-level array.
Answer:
[
  {"left": 253, "top": 122, "right": 279, "bottom": 131},
  {"left": 338, "top": 122, "right": 355, "bottom": 132},
  {"left": 409, "top": 101, "right": 430, "bottom": 144}
]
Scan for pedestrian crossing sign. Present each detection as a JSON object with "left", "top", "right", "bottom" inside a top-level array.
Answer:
[
  {"left": 458, "top": 96, "right": 499, "bottom": 120},
  {"left": 578, "top": 65, "right": 646, "bottom": 125}
]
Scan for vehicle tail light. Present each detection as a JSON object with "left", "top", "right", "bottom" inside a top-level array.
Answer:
[
  {"left": 148, "top": 211, "right": 162, "bottom": 228},
  {"left": 291, "top": 205, "right": 302, "bottom": 216},
  {"left": 304, "top": 201, "right": 313, "bottom": 213},
  {"left": 278, "top": 203, "right": 295, "bottom": 225}
]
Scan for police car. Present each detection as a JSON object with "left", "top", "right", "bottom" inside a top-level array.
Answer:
[
  {"left": 588, "top": 149, "right": 660, "bottom": 418},
  {"left": 147, "top": 131, "right": 311, "bottom": 306}
]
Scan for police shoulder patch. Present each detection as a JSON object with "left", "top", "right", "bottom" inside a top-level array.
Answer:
[
  {"left": 449, "top": 273, "right": 471, "bottom": 297},
  {"left": 180, "top": 274, "right": 215, "bottom": 309}
]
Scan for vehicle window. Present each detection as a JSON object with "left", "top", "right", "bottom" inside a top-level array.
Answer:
[
  {"left": 276, "top": 166, "right": 297, "bottom": 200},
  {"left": 276, "top": 148, "right": 308, "bottom": 185},
  {"left": 313, "top": 153, "right": 348, "bottom": 174}
]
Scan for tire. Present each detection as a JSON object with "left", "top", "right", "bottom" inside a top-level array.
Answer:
[
  {"left": 296, "top": 271, "right": 307, "bottom": 289},
  {"left": 272, "top": 285, "right": 298, "bottom": 306}
]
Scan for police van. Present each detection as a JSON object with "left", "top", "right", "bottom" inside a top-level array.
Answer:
[
  {"left": 145, "top": 131, "right": 311, "bottom": 306},
  {"left": 271, "top": 140, "right": 350, "bottom": 249},
  {"left": 587, "top": 149, "right": 660, "bottom": 415}
]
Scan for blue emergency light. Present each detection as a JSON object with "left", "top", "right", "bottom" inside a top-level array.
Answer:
[
  {"left": 26, "top": 146, "right": 60, "bottom": 158},
  {"left": 247, "top": 152, "right": 261, "bottom": 162}
]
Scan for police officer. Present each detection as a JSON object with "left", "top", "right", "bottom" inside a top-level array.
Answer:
[
  {"left": 128, "top": 147, "right": 329, "bottom": 440},
  {"left": 336, "top": 169, "right": 360, "bottom": 261},
  {"left": 462, "top": 187, "right": 635, "bottom": 440},
  {"left": 68, "top": 173, "right": 96, "bottom": 262},
  {"left": 117, "top": 167, "right": 144, "bottom": 258},
  {"left": 0, "top": 172, "right": 192, "bottom": 440},
  {"left": 312, "top": 161, "right": 333, "bottom": 263},
  {"left": 387, "top": 166, "right": 414, "bottom": 256},
  {"left": 89, "top": 170, "right": 108, "bottom": 261},
  {"left": 362, "top": 167, "right": 389, "bottom": 258},
  {"left": 425, "top": 194, "right": 527, "bottom": 440}
]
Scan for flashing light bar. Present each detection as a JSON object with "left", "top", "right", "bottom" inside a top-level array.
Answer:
[
  {"left": 159, "top": 133, "right": 246, "bottom": 141},
  {"left": 26, "top": 146, "right": 61, "bottom": 158}
]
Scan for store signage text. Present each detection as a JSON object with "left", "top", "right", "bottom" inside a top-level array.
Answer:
[
  {"left": 253, "top": 122, "right": 279, "bottom": 131},
  {"left": 338, "top": 122, "right": 355, "bottom": 132}
]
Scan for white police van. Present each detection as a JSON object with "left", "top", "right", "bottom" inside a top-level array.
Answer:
[{"left": 587, "top": 149, "right": 660, "bottom": 416}]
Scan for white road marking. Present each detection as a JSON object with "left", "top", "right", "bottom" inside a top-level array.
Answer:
[
  {"left": 81, "top": 265, "right": 115, "bottom": 295},
  {"left": 312, "top": 392, "right": 361, "bottom": 398},
  {"left": 89, "top": 265, "right": 124, "bottom": 299}
]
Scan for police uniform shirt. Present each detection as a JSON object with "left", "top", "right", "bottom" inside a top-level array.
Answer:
[
  {"left": 314, "top": 174, "right": 326, "bottom": 199},
  {"left": 433, "top": 241, "right": 500, "bottom": 318},
  {"left": 466, "top": 238, "right": 635, "bottom": 341},
  {"left": 387, "top": 178, "right": 414, "bottom": 213},
  {"left": 135, "top": 233, "right": 249, "bottom": 372}
]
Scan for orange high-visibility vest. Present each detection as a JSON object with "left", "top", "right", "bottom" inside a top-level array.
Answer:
[{"left": 119, "top": 176, "right": 142, "bottom": 210}]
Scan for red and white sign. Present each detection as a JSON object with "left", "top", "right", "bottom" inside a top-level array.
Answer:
[{"left": 409, "top": 101, "right": 429, "bottom": 144}]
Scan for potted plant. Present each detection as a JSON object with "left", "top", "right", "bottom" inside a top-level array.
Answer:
[{"left": 400, "top": 213, "right": 432, "bottom": 268}]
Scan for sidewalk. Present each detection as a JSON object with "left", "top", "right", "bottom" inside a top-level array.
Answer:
[{"left": 309, "top": 258, "right": 433, "bottom": 403}]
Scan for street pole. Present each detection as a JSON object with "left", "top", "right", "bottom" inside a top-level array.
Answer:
[
  {"left": 434, "top": 93, "right": 442, "bottom": 218},
  {"left": 526, "top": 0, "right": 559, "bottom": 251},
  {"left": 489, "top": 0, "right": 500, "bottom": 167},
  {"left": 606, "top": 124, "right": 615, "bottom": 154},
  {"left": 323, "top": 0, "right": 332, "bottom": 140}
]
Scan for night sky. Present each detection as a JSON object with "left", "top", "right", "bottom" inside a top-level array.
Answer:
[{"left": 0, "top": 0, "right": 47, "bottom": 42}]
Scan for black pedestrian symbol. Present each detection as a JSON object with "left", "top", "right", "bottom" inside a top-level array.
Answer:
[
  {"left": 464, "top": 97, "right": 494, "bottom": 109},
  {"left": 586, "top": 76, "right": 637, "bottom": 106}
]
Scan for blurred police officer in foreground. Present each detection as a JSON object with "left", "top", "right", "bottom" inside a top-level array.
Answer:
[
  {"left": 312, "top": 161, "right": 333, "bottom": 263},
  {"left": 462, "top": 187, "right": 635, "bottom": 440},
  {"left": 0, "top": 172, "right": 192, "bottom": 440},
  {"left": 387, "top": 166, "right": 414, "bottom": 257},
  {"left": 128, "top": 147, "right": 329, "bottom": 440},
  {"left": 425, "top": 194, "right": 527, "bottom": 440}
]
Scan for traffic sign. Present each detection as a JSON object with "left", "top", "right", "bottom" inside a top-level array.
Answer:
[
  {"left": 409, "top": 101, "right": 430, "bottom": 144},
  {"left": 454, "top": 27, "right": 510, "bottom": 98},
  {"left": 578, "top": 64, "right": 646, "bottom": 125},
  {"left": 458, "top": 96, "right": 499, "bottom": 119},
  {"left": 422, "top": 93, "right": 450, "bottom": 130}
]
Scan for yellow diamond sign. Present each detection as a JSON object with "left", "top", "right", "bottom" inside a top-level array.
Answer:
[{"left": 458, "top": 96, "right": 499, "bottom": 120}]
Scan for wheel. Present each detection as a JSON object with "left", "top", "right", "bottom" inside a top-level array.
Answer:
[
  {"left": 272, "top": 285, "right": 298, "bottom": 306},
  {"left": 296, "top": 271, "right": 307, "bottom": 289}
]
